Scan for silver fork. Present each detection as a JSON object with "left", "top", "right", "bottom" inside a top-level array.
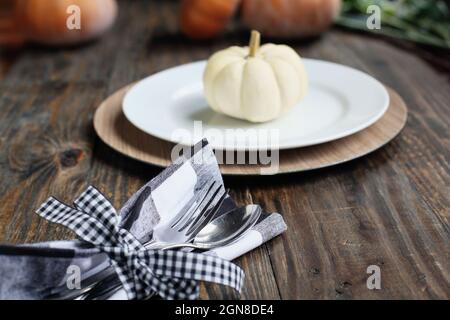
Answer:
[
  {"left": 81, "top": 185, "right": 227, "bottom": 300},
  {"left": 148, "top": 180, "right": 224, "bottom": 245},
  {"left": 44, "top": 180, "right": 225, "bottom": 300}
]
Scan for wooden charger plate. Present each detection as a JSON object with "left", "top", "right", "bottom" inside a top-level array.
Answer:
[{"left": 94, "top": 85, "right": 407, "bottom": 175}]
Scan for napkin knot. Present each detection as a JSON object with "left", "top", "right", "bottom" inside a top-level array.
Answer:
[{"left": 36, "top": 186, "right": 244, "bottom": 300}]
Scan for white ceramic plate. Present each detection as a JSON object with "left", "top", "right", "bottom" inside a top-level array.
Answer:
[{"left": 123, "top": 59, "right": 389, "bottom": 151}]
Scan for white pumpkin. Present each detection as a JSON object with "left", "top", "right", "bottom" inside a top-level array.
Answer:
[{"left": 203, "top": 31, "right": 308, "bottom": 123}]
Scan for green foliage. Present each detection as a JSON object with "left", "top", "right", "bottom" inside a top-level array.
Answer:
[{"left": 338, "top": 0, "right": 450, "bottom": 49}]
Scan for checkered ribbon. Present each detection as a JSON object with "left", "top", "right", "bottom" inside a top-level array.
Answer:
[{"left": 36, "top": 186, "right": 245, "bottom": 300}]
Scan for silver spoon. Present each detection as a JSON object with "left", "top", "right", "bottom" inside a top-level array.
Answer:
[
  {"left": 149, "top": 204, "right": 262, "bottom": 250},
  {"left": 82, "top": 204, "right": 262, "bottom": 300}
]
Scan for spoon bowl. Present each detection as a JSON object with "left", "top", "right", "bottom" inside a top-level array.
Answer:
[
  {"left": 192, "top": 205, "right": 262, "bottom": 249},
  {"left": 152, "top": 205, "right": 262, "bottom": 250},
  {"left": 162, "top": 205, "right": 262, "bottom": 250}
]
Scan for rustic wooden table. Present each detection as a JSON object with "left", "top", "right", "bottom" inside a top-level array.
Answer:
[{"left": 0, "top": 1, "right": 448, "bottom": 299}]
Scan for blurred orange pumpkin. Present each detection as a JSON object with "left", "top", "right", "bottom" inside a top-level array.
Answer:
[
  {"left": 180, "top": 0, "right": 240, "bottom": 39},
  {"left": 180, "top": 0, "right": 342, "bottom": 39},
  {"left": 242, "top": 0, "right": 341, "bottom": 38},
  {"left": 14, "top": 0, "right": 118, "bottom": 45}
]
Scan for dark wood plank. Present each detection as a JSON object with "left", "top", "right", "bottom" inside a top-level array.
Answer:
[
  {"left": 0, "top": 0, "right": 448, "bottom": 300},
  {"left": 248, "top": 31, "right": 450, "bottom": 299}
]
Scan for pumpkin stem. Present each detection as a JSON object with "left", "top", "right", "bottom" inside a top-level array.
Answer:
[{"left": 248, "top": 30, "right": 261, "bottom": 57}]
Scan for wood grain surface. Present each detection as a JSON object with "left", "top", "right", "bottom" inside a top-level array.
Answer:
[
  {"left": 0, "top": 0, "right": 448, "bottom": 299},
  {"left": 93, "top": 84, "right": 408, "bottom": 175}
]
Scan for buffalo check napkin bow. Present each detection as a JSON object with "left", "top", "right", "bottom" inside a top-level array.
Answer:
[{"left": 36, "top": 186, "right": 245, "bottom": 300}]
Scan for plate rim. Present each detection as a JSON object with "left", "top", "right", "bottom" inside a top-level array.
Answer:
[
  {"left": 94, "top": 84, "right": 408, "bottom": 175},
  {"left": 122, "top": 59, "right": 390, "bottom": 151}
]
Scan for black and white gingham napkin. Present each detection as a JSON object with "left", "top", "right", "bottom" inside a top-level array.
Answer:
[
  {"left": 36, "top": 186, "right": 244, "bottom": 300},
  {"left": 0, "top": 140, "right": 280, "bottom": 300}
]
